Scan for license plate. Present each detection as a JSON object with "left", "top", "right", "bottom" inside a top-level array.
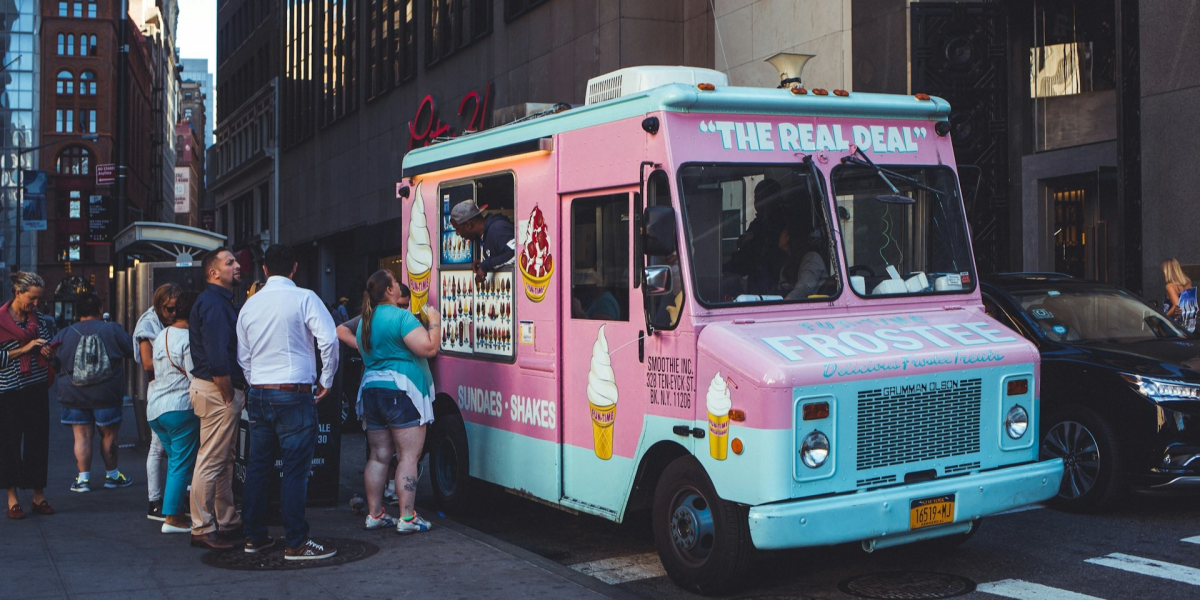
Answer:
[{"left": 910, "top": 494, "right": 955, "bottom": 530}]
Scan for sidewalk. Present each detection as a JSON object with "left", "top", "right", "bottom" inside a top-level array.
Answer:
[{"left": 2, "top": 398, "right": 626, "bottom": 599}]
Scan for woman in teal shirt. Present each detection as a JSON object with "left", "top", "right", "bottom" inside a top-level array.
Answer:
[{"left": 356, "top": 270, "right": 441, "bottom": 533}]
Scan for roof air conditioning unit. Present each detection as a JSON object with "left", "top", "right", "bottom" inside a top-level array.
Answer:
[{"left": 585, "top": 66, "right": 729, "bottom": 105}]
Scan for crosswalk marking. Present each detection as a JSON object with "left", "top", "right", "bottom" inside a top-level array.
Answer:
[
  {"left": 568, "top": 552, "right": 666, "bottom": 585},
  {"left": 1085, "top": 553, "right": 1200, "bottom": 586},
  {"left": 1183, "top": 536, "right": 1200, "bottom": 545},
  {"left": 977, "top": 579, "right": 1106, "bottom": 600}
]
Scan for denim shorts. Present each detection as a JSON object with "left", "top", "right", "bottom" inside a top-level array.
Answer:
[
  {"left": 361, "top": 388, "right": 421, "bottom": 430},
  {"left": 61, "top": 405, "right": 123, "bottom": 427}
]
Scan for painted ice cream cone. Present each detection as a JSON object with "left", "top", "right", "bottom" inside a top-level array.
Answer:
[
  {"left": 587, "top": 324, "right": 618, "bottom": 460},
  {"left": 706, "top": 372, "right": 732, "bottom": 461},
  {"left": 519, "top": 204, "right": 554, "bottom": 302},
  {"left": 406, "top": 182, "right": 434, "bottom": 316}
]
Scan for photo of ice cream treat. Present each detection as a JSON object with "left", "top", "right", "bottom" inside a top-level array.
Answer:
[
  {"left": 406, "top": 182, "right": 434, "bottom": 316},
  {"left": 587, "top": 324, "right": 619, "bottom": 460},
  {"left": 706, "top": 372, "right": 732, "bottom": 461},
  {"left": 518, "top": 204, "right": 554, "bottom": 302}
]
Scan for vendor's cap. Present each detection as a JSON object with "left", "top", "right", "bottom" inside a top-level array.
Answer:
[
  {"left": 449, "top": 200, "right": 486, "bottom": 225},
  {"left": 338, "top": 296, "right": 349, "bottom": 302}
]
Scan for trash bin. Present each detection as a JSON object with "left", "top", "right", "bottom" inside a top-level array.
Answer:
[{"left": 233, "top": 389, "right": 343, "bottom": 507}]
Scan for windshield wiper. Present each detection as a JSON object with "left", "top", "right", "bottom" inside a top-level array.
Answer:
[{"left": 841, "top": 147, "right": 945, "bottom": 200}]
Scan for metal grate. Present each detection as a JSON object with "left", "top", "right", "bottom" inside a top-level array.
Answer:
[
  {"left": 857, "top": 474, "right": 897, "bottom": 488},
  {"left": 944, "top": 461, "right": 980, "bottom": 475},
  {"left": 586, "top": 74, "right": 624, "bottom": 105},
  {"left": 856, "top": 378, "right": 981, "bottom": 471}
]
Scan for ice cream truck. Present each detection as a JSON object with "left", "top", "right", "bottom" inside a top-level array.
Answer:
[{"left": 398, "top": 66, "right": 1064, "bottom": 595}]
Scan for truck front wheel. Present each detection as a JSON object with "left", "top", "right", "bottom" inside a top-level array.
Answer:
[{"left": 652, "top": 456, "right": 753, "bottom": 596}]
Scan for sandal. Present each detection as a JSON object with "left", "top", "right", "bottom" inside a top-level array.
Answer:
[
  {"left": 7, "top": 504, "right": 24, "bottom": 520},
  {"left": 31, "top": 500, "right": 54, "bottom": 515}
]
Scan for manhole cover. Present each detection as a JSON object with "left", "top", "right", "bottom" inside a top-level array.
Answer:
[
  {"left": 838, "top": 572, "right": 975, "bottom": 600},
  {"left": 200, "top": 537, "right": 380, "bottom": 571}
]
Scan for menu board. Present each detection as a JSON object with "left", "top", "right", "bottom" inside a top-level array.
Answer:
[
  {"left": 439, "top": 270, "right": 514, "bottom": 358},
  {"left": 440, "top": 184, "right": 475, "bottom": 265}
]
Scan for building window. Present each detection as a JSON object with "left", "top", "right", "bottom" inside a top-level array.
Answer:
[
  {"left": 56, "top": 146, "right": 91, "bottom": 174},
  {"left": 83, "top": 34, "right": 97, "bottom": 56},
  {"left": 81, "top": 110, "right": 96, "bottom": 133},
  {"left": 73, "top": 2, "right": 82, "bottom": 18},
  {"left": 87, "top": 0, "right": 96, "bottom": 18},
  {"left": 69, "top": 199, "right": 81, "bottom": 218},
  {"left": 321, "top": 0, "right": 358, "bottom": 126},
  {"left": 367, "top": 0, "right": 416, "bottom": 99},
  {"left": 58, "top": 1, "right": 67, "bottom": 16},
  {"left": 56, "top": 109, "right": 75, "bottom": 133},
  {"left": 284, "top": 0, "right": 317, "bottom": 147},
  {"left": 56, "top": 70, "right": 74, "bottom": 95},
  {"left": 80, "top": 70, "right": 96, "bottom": 95},
  {"left": 504, "top": 0, "right": 547, "bottom": 22},
  {"left": 57, "top": 33, "right": 77, "bottom": 55},
  {"left": 426, "top": 0, "right": 490, "bottom": 67}
]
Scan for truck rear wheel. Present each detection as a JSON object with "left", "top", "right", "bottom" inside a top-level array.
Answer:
[
  {"left": 430, "top": 412, "right": 475, "bottom": 513},
  {"left": 652, "top": 456, "right": 753, "bottom": 596}
]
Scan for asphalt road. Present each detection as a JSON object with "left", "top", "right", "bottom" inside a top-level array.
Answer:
[{"left": 429, "top": 479, "right": 1200, "bottom": 599}]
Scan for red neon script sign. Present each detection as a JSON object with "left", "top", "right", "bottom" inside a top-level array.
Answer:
[{"left": 408, "top": 82, "right": 493, "bottom": 150}]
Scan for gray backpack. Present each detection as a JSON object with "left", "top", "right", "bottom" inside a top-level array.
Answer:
[{"left": 71, "top": 327, "right": 112, "bottom": 386}]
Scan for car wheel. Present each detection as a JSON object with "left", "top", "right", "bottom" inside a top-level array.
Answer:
[
  {"left": 652, "top": 456, "right": 753, "bottom": 596},
  {"left": 429, "top": 412, "right": 476, "bottom": 513},
  {"left": 1039, "top": 407, "right": 1125, "bottom": 512}
]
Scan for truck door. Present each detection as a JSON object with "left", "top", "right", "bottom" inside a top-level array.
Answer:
[{"left": 560, "top": 188, "right": 644, "bottom": 516}]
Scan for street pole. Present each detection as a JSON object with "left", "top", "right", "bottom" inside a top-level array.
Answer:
[
  {"left": 14, "top": 169, "right": 22, "bottom": 272},
  {"left": 117, "top": 0, "right": 129, "bottom": 230}
]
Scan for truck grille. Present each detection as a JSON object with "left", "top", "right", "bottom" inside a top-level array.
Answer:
[{"left": 856, "top": 378, "right": 981, "bottom": 470}]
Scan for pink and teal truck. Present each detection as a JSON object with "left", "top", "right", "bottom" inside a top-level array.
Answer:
[{"left": 399, "top": 66, "right": 1064, "bottom": 595}]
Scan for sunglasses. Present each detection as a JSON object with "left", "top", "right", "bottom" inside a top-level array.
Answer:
[{"left": 163, "top": 305, "right": 178, "bottom": 313}]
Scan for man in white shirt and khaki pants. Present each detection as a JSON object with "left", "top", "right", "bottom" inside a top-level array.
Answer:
[{"left": 236, "top": 244, "right": 339, "bottom": 560}]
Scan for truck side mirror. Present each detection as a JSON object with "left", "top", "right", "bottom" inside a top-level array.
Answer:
[
  {"left": 645, "top": 265, "right": 672, "bottom": 296},
  {"left": 643, "top": 206, "right": 677, "bottom": 256}
]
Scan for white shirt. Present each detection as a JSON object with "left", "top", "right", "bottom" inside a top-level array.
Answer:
[
  {"left": 236, "top": 276, "right": 338, "bottom": 389},
  {"left": 147, "top": 326, "right": 193, "bottom": 422},
  {"left": 132, "top": 307, "right": 164, "bottom": 366}
]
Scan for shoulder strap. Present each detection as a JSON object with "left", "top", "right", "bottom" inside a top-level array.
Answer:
[{"left": 163, "top": 328, "right": 187, "bottom": 376}]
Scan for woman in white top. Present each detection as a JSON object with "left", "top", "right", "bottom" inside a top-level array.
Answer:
[{"left": 146, "top": 290, "right": 199, "bottom": 534}]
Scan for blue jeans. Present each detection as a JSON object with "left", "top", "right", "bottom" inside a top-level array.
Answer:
[
  {"left": 148, "top": 410, "right": 200, "bottom": 517},
  {"left": 243, "top": 389, "right": 317, "bottom": 548}
]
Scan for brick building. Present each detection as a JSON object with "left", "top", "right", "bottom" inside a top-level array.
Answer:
[
  {"left": 174, "top": 80, "right": 207, "bottom": 228},
  {"left": 37, "top": 1, "right": 158, "bottom": 309}
]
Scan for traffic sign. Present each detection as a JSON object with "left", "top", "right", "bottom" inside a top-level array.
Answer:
[{"left": 96, "top": 164, "right": 116, "bottom": 186}]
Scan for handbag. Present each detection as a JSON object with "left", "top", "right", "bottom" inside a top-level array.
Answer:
[{"left": 163, "top": 328, "right": 188, "bottom": 377}]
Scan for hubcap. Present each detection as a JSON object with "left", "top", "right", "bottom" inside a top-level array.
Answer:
[
  {"left": 1041, "top": 420, "right": 1101, "bottom": 499},
  {"left": 435, "top": 437, "right": 459, "bottom": 496},
  {"left": 668, "top": 488, "right": 715, "bottom": 565}
]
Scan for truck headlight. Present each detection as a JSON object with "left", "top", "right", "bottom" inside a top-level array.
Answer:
[
  {"left": 1004, "top": 405, "right": 1029, "bottom": 439},
  {"left": 800, "top": 431, "right": 829, "bottom": 468},
  {"left": 1121, "top": 373, "right": 1200, "bottom": 402}
]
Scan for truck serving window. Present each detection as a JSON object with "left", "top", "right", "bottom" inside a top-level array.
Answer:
[
  {"left": 679, "top": 163, "right": 840, "bottom": 306},
  {"left": 570, "top": 194, "right": 629, "bottom": 321},
  {"left": 832, "top": 165, "right": 975, "bottom": 297},
  {"left": 437, "top": 172, "right": 516, "bottom": 359}
]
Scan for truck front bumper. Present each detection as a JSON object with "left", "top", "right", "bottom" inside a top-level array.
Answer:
[{"left": 747, "top": 459, "right": 1064, "bottom": 550}]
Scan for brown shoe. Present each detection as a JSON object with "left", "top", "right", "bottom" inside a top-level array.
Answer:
[
  {"left": 191, "top": 531, "right": 237, "bottom": 550},
  {"left": 6, "top": 504, "right": 23, "bottom": 520},
  {"left": 31, "top": 500, "right": 54, "bottom": 515}
]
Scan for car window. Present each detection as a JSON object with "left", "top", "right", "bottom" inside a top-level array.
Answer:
[
  {"left": 983, "top": 295, "right": 1027, "bottom": 340},
  {"left": 1011, "top": 288, "right": 1185, "bottom": 343}
]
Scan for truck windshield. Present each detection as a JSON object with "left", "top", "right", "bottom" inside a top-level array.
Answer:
[
  {"left": 832, "top": 165, "right": 975, "bottom": 297},
  {"left": 679, "top": 163, "right": 840, "bottom": 306}
]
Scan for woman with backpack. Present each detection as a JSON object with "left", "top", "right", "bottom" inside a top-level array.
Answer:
[
  {"left": 1, "top": 271, "right": 58, "bottom": 520},
  {"left": 51, "top": 292, "right": 135, "bottom": 493},
  {"left": 147, "top": 290, "right": 199, "bottom": 534}
]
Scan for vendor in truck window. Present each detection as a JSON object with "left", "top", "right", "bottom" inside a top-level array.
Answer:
[{"left": 449, "top": 200, "right": 516, "bottom": 285}]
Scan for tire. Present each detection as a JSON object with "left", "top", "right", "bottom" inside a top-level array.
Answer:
[
  {"left": 1039, "top": 406, "right": 1125, "bottom": 512},
  {"left": 652, "top": 456, "right": 754, "bottom": 596},
  {"left": 429, "top": 412, "right": 476, "bottom": 513}
]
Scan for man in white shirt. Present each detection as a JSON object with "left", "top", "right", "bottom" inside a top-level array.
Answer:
[{"left": 236, "top": 244, "right": 338, "bottom": 561}]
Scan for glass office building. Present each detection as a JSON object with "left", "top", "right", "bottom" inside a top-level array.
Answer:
[{"left": 0, "top": 0, "right": 39, "bottom": 272}]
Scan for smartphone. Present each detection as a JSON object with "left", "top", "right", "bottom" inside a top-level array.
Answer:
[{"left": 47, "top": 341, "right": 62, "bottom": 350}]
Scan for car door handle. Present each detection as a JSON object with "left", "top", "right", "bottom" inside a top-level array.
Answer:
[{"left": 672, "top": 425, "right": 705, "bottom": 439}]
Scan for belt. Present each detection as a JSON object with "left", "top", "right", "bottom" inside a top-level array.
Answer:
[{"left": 250, "top": 384, "right": 312, "bottom": 392}]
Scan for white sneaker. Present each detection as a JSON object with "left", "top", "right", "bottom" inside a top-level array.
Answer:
[
  {"left": 395, "top": 513, "right": 432, "bottom": 534},
  {"left": 364, "top": 511, "right": 396, "bottom": 531},
  {"left": 161, "top": 522, "right": 191, "bottom": 534}
]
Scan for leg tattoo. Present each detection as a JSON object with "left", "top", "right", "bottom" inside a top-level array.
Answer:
[{"left": 402, "top": 476, "right": 417, "bottom": 492}]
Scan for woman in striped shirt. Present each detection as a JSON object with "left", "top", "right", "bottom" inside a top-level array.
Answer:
[{"left": 1, "top": 271, "right": 58, "bottom": 520}]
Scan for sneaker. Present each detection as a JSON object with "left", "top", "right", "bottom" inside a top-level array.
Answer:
[
  {"left": 104, "top": 472, "right": 133, "bottom": 489},
  {"left": 283, "top": 538, "right": 336, "bottom": 561},
  {"left": 383, "top": 482, "right": 399, "bottom": 506},
  {"left": 244, "top": 536, "right": 276, "bottom": 554},
  {"left": 70, "top": 478, "right": 90, "bottom": 493},
  {"left": 364, "top": 511, "right": 396, "bottom": 531},
  {"left": 395, "top": 513, "right": 432, "bottom": 534},
  {"left": 147, "top": 501, "right": 165, "bottom": 522}
]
